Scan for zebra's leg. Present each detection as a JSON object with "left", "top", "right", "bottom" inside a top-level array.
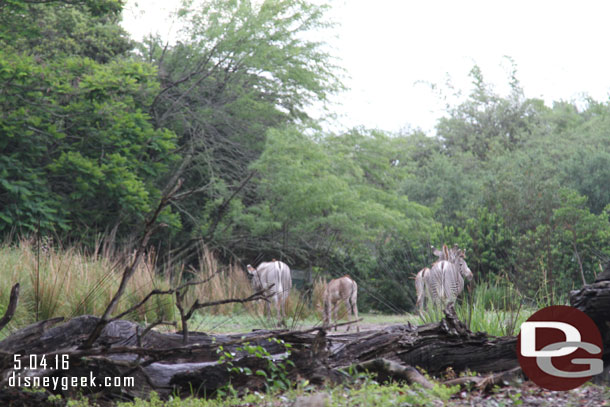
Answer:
[
  {"left": 272, "top": 295, "right": 282, "bottom": 326},
  {"left": 332, "top": 302, "right": 338, "bottom": 331},
  {"left": 415, "top": 272, "right": 425, "bottom": 310},
  {"left": 345, "top": 297, "right": 352, "bottom": 332},
  {"left": 264, "top": 298, "right": 270, "bottom": 318},
  {"left": 351, "top": 293, "right": 359, "bottom": 332}
]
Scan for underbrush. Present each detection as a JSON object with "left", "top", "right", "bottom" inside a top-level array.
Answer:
[
  {"left": 0, "top": 240, "right": 359, "bottom": 336},
  {"left": 110, "top": 374, "right": 459, "bottom": 407},
  {"left": 414, "top": 275, "right": 533, "bottom": 336}
]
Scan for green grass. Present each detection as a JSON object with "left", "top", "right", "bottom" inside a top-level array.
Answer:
[
  {"left": 0, "top": 239, "right": 538, "bottom": 341},
  {"left": 109, "top": 376, "right": 459, "bottom": 407},
  {"left": 186, "top": 311, "right": 418, "bottom": 334},
  {"left": 413, "top": 276, "right": 534, "bottom": 336},
  {"left": 0, "top": 239, "right": 418, "bottom": 340},
  {"left": 1, "top": 242, "right": 562, "bottom": 407}
]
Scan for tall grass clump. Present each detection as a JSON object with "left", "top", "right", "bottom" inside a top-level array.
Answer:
[
  {"left": 414, "top": 275, "right": 530, "bottom": 336},
  {"left": 0, "top": 239, "right": 175, "bottom": 336},
  {"left": 533, "top": 265, "right": 570, "bottom": 308}
]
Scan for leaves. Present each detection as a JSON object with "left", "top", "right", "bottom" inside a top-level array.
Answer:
[
  {"left": 246, "top": 126, "right": 438, "bottom": 266},
  {"left": 0, "top": 2, "right": 177, "bottom": 241}
]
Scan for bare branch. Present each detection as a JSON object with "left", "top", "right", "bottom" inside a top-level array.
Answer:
[
  {"left": 204, "top": 171, "right": 256, "bottom": 241},
  {"left": 80, "top": 179, "right": 184, "bottom": 349},
  {"left": 111, "top": 289, "right": 175, "bottom": 322},
  {"left": 183, "top": 286, "right": 275, "bottom": 321}
]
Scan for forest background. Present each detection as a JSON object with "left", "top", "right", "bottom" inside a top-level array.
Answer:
[{"left": 1, "top": 0, "right": 609, "bottom": 314}]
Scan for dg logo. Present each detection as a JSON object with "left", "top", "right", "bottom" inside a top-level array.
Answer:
[{"left": 517, "top": 305, "right": 604, "bottom": 391}]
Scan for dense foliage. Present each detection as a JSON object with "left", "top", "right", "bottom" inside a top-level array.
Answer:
[
  {"left": 0, "top": 0, "right": 178, "bottom": 240},
  {"left": 1, "top": 0, "right": 608, "bottom": 312}
]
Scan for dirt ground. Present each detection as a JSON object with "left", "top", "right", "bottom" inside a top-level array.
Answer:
[{"left": 449, "top": 381, "right": 609, "bottom": 406}]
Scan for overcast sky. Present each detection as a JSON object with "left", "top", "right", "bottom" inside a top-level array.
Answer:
[{"left": 121, "top": 0, "right": 610, "bottom": 134}]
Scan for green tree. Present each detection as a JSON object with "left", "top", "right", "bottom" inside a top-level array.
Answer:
[
  {"left": 0, "top": 0, "right": 127, "bottom": 62},
  {"left": 436, "top": 63, "right": 543, "bottom": 160},
  {"left": 0, "top": 1, "right": 178, "bottom": 239},
  {"left": 402, "top": 150, "right": 481, "bottom": 227},
  {"left": 140, "top": 0, "right": 344, "bottom": 260},
  {"left": 453, "top": 207, "right": 514, "bottom": 281},
  {"left": 245, "top": 127, "right": 437, "bottom": 263},
  {"left": 552, "top": 189, "right": 610, "bottom": 287}
]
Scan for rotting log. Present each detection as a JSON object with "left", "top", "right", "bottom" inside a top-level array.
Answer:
[
  {"left": 570, "top": 280, "right": 610, "bottom": 344},
  {"left": 570, "top": 279, "right": 610, "bottom": 382},
  {"left": 0, "top": 306, "right": 521, "bottom": 402}
]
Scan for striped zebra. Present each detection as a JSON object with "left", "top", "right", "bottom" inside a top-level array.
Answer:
[
  {"left": 246, "top": 260, "right": 292, "bottom": 324},
  {"left": 415, "top": 244, "right": 473, "bottom": 310}
]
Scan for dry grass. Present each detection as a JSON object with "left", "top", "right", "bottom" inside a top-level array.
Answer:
[
  {"left": 184, "top": 247, "right": 256, "bottom": 315},
  {"left": 0, "top": 238, "right": 175, "bottom": 332},
  {"left": 0, "top": 240, "right": 325, "bottom": 335}
]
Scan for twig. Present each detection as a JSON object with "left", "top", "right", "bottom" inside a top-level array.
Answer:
[
  {"left": 111, "top": 270, "right": 223, "bottom": 333},
  {"left": 177, "top": 285, "right": 275, "bottom": 344},
  {"left": 112, "top": 289, "right": 175, "bottom": 322}
]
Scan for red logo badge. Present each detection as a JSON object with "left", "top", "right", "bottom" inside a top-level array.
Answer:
[{"left": 517, "top": 305, "right": 603, "bottom": 391}]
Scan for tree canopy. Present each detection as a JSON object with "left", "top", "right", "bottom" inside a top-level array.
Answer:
[{"left": 1, "top": 0, "right": 609, "bottom": 311}]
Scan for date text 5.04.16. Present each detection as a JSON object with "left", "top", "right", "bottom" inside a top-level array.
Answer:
[{"left": 13, "top": 354, "right": 69, "bottom": 370}]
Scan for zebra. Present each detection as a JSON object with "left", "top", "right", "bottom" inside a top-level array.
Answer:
[
  {"left": 415, "top": 244, "right": 473, "bottom": 310},
  {"left": 323, "top": 275, "right": 359, "bottom": 332},
  {"left": 246, "top": 260, "right": 292, "bottom": 324}
]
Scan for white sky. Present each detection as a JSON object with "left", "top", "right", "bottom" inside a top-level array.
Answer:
[{"left": 121, "top": 0, "right": 610, "bottom": 134}]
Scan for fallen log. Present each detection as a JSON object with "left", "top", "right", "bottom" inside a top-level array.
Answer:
[
  {"left": 570, "top": 280, "right": 610, "bottom": 345},
  {"left": 2, "top": 277, "right": 609, "bottom": 404},
  {"left": 0, "top": 306, "right": 521, "bottom": 402},
  {"left": 570, "top": 279, "right": 610, "bottom": 382}
]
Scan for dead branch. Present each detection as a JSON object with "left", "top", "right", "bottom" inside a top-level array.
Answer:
[
  {"left": 112, "top": 289, "right": 175, "bottom": 322},
  {"left": 109, "top": 269, "right": 224, "bottom": 344},
  {"left": 348, "top": 358, "right": 434, "bottom": 389},
  {"left": 81, "top": 179, "right": 183, "bottom": 349},
  {"left": 0, "top": 283, "right": 19, "bottom": 332},
  {"left": 178, "top": 285, "right": 275, "bottom": 344},
  {"left": 443, "top": 367, "right": 523, "bottom": 391},
  {"left": 183, "top": 286, "right": 275, "bottom": 320}
]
